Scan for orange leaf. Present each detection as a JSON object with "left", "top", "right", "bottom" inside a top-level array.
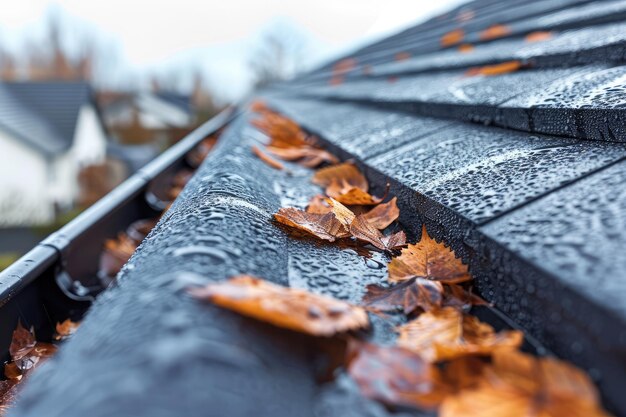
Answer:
[
  {"left": 326, "top": 198, "right": 356, "bottom": 228},
  {"left": 362, "top": 277, "right": 443, "bottom": 314},
  {"left": 457, "top": 43, "right": 474, "bottom": 53},
  {"left": 525, "top": 31, "right": 553, "bottom": 43},
  {"left": 441, "top": 29, "right": 464, "bottom": 46},
  {"left": 333, "top": 58, "right": 357, "bottom": 73},
  {"left": 9, "top": 322, "right": 36, "bottom": 361},
  {"left": 54, "top": 319, "right": 80, "bottom": 341},
  {"left": 443, "top": 284, "right": 489, "bottom": 309},
  {"left": 396, "top": 307, "right": 523, "bottom": 362},
  {"left": 306, "top": 194, "right": 332, "bottom": 214},
  {"left": 274, "top": 207, "right": 350, "bottom": 241},
  {"left": 395, "top": 52, "right": 411, "bottom": 61},
  {"left": 313, "top": 162, "right": 368, "bottom": 191},
  {"left": 388, "top": 225, "right": 471, "bottom": 284},
  {"left": 347, "top": 341, "right": 448, "bottom": 409},
  {"left": 361, "top": 197, "right": 399, "bottom": 229},
  {"left": 188, "top": 275, "right": 369, "bottom": 337},
  {"left": 265, "top": 145, "right": 338, "bottom": 167},
  {"left": 440, "top": 350, "right": 613, "bottom": 417},
  {"left": 349, "top": 215, "right": 406, "bottom": 251},
  {"left": 251, "top": 145, "right": 284, "bottom": 170},
  {"left": 479, "top": 24, "right": 511, "bottom": 40},
  {"left": 467, "top": 60, "right": 522, "bottom": 77}
]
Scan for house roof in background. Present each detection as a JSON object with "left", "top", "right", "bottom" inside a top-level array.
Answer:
[{"left": 0, "top": 81, "right": 92, "bottom": 156}]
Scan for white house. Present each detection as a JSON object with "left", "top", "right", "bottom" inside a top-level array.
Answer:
[{"left": 0, "top": 82, "right": 108, "bottom": 226}]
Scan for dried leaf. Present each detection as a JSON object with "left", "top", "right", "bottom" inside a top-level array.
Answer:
[
  {"left": 441, "top": 29, "right": 464, "bottom": 46},
  {"left": 265, "top": 145, "right": 338, "bottom": 167},
  {"left": 327, "top": 182, "right": 384, "bottom": 205},
  {"left": 443, "top": 284, "right": 489, "bottom": 309},
  {"left": 440, "top": 350, "right": 613, "bottom": 417},
  {"left": 306, "top": 195, "right": 332, "bottom": 214},
  {"left": 347, "top": 341, "right": 448, "bottom": 409},
  {"left": 396, "top": 307, "right": 523, "bottom": 362},
  {"left": 313, "top": 162, "right": 368, "bottom": 191},
  {"left": 361, "top": 197, "right": 399, "bottom": 229},
  {"left": 333, "top": 58, "right": 357, "bottom": 73},
  {"left": 349, "top": 215, "right": 406, "bottom": 251},
  {"left": 467, "top": 60, "right": 522, "bottom": 77},
  {"left": 362, "top": 277, "right": 443, "bottom": 314},
  {"left": 479, "top": 24, "right": 511, "bottom": 40},
  {"left": 441, "top": 356, "right": 487, "bottom": 393},
  {"left": 395, "top": 52, "right": 411, "bottom": 61},
  {"left": 326, "top": 198, "right": 356, "bottom": 228},
  {"left": 252, "top": 113, "right": 311, "bottom": 149},
  {"left": 274, "top": 207, "right": 350, "bottom": 241},
  {"left": 54, "top": 319, "right": 80, "bottom": 341},
  {"left": 525, "top": 31, "right": 553, "bottom": 43},
  {"left": 457, "top": 43, "right": 474, "bottom": 53},
  {"left": 251, "top": 145, "right": 284, "bottom": 170},
  {"left": 99, "top": 233, "right": 138, "bottom": 276},
  {"left": 9, "top": 322, "right": 36, "bottom": 361},
  {"left": 189, "top": 275, "right": 369, "bottom": 336},
  {"left": 388, "top": 225, "right": 471, "bottom": 284}
]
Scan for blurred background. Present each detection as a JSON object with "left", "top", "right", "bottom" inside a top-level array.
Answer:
[{"left": 0, "top": 0, "right": 465, "bottom": 269}]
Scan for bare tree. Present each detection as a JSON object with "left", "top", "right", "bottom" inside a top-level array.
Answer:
[{"left": 248, "top": 29, "right": 307, "bottom": 88}]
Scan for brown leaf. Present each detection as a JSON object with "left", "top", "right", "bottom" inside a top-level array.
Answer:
[
  {"left": 251, "top": 145, "right": 284, "bottom": 170},
  {"left": 479, "top": 24, "right": 511, "bottom": 40},
  {"left": 274, "top": 207, "right": 350, "bottom": 241},
  {"left": 347, "top": 341, "right": 448, "bottom": 410},
  {"left": 395, "top": 52, "right": 411, "bottom": 61},
  {"left": 55, "top": 319, "right": 80, "bottom": 341},
  {"left": 443, "top": 284, "right": 489, "bottom": 309},
  {"left": 99, "top": 233, "right": 138, "bottom": 276},
  {"left": 361, "top": 197, "right": 399, "bottom": 229},
  {"left": 252, "top": 113, "right": 311, "bottom": 149},
  {"left": 188, "top": 275, "right": 369, "bottom": 337},
  {"left": 396, "top": 307, "right": 523, "bottom": 362},
  {"left": 265, "top": 145, "right": 338, "bottom": 167},
  {"left": 388, "top": 225, "right": 471, "bottom": 284},
  {"left": 362, "top": 277, "right": 443, "bottom": 314},
  {"left": 525, "top": 31, "right": 553, "bottom": 43},
  {"left": 441, "top": 356, "right": 487, "bottom": 393},
  {"left": 349, "top": 215, "right": 406, "bottom": 251},
  {"left": 457, "top": 43, "right": 474, "bottom": 53},
  {"left": 313, "top": 162, "right": 368, "bottom": 191},
  {"left": 326, "top": 198, "right": 356, "bottom": 228},
  {"left": 440, "top": 350, "right": 613, "bottom": 417},
  {"left": 306, "top": 194, "right": 332, "bottom": 214},
  {"left": 9, "top": 322, "right": 36, "bottom": 361},
  {"left": 441, "top": 29, "right": 464, "bottom": 46},
  {"left": 467, "top": 60, "right": 522, "bottom": 77}
]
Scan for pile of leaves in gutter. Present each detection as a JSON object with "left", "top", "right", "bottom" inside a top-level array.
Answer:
[
  {"left": 98, "top": 133, "right": 220, "bottom": 285},
  {"left": 190, "top": 102, "right": 613, "bottom": 417},
  {"left": 0, "top": 320, "right": 80, "bottom": 414}
]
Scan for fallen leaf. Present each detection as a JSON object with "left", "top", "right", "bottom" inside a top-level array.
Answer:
[
  {"left": 188, "top": 275, "right": 369, "bottom": 336},
  {"left": 350, "top": 215, "right": 406, "bottom": 251},
  {"left": 329, "top": 76, "right": 344, "bottom": 86},
  {"left": 274, "top": 207, "right": 350, "bottom": 241},
  {"left": 9, "top": 322, "right": 36, "bottom": 361},
  {"left": 333, "top": 58, "right": 357, "bottom": 73},
  {"left": 441, "top": 29, "right": 464, "bottom": 46},
  {"left": 251, "top": 145, "right": 284, "bottom": 170},
  {"left": 265, "top": 145, "right": 338, "bottom": 167},
  {"left": 252, "top": 113, "right": 311, "bottom": 149},
  {"left": 313, "top": 162, "right": 368, "bottom": 191},
  {"left": 388, "top": 226, "right": 471, "bottom": 284},
  {"left": 395, "top": 52, "right": 411, "bottom": 61},
  {"left": 467, "top": 60, "right": 522, "bottom": 77},
  {"left": 54, "top": 319, "right": 80, "bottom": 341},
  {"left": 441, "top": 356, "right": 487, "bottom": 393},
  {"left": 396, "top": 307, "right": 523, "bottom": 362},
  {"left": 250, "top": 100, "right": 269, "bottom": 113},
  {"left": 443, "top": 284, "right": 489, "bottom": 309},
  {"left": 306, "top": 195, "right": 332, "bottom": 214},
  {"left": 362, "top": 277, "right": 444, "bottom": 314},
  {"left": 99, "top": 233, "right": 138, "bottom": 276},
  {"left": 525, "top": 31, "right": 553, "bottom": 43},
  {"left": 479, "top": 24, "right": 511, "bottom": 40},
  {"left": 326, "top": 198, "right": 356, "bottom": 228},
  {"left": 457, "top": 43, "right": 474, "bottom": 53},
  {"left": 440, "top": 350, "right": 613, "bottom": 417},
  {"left": 361, "top": 197, "right": 399, "bottom": 229},
  {"left": 347, "top": 341, "right": 448, "bottom": 409}
]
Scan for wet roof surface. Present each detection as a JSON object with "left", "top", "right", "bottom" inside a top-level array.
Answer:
[{"left": 10, "top": 1, "right": 626, "bottom": 416}]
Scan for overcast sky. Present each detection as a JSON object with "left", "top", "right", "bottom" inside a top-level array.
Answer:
[{"left": 0, "top": 0, "right": 467, "bottom": 101}]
